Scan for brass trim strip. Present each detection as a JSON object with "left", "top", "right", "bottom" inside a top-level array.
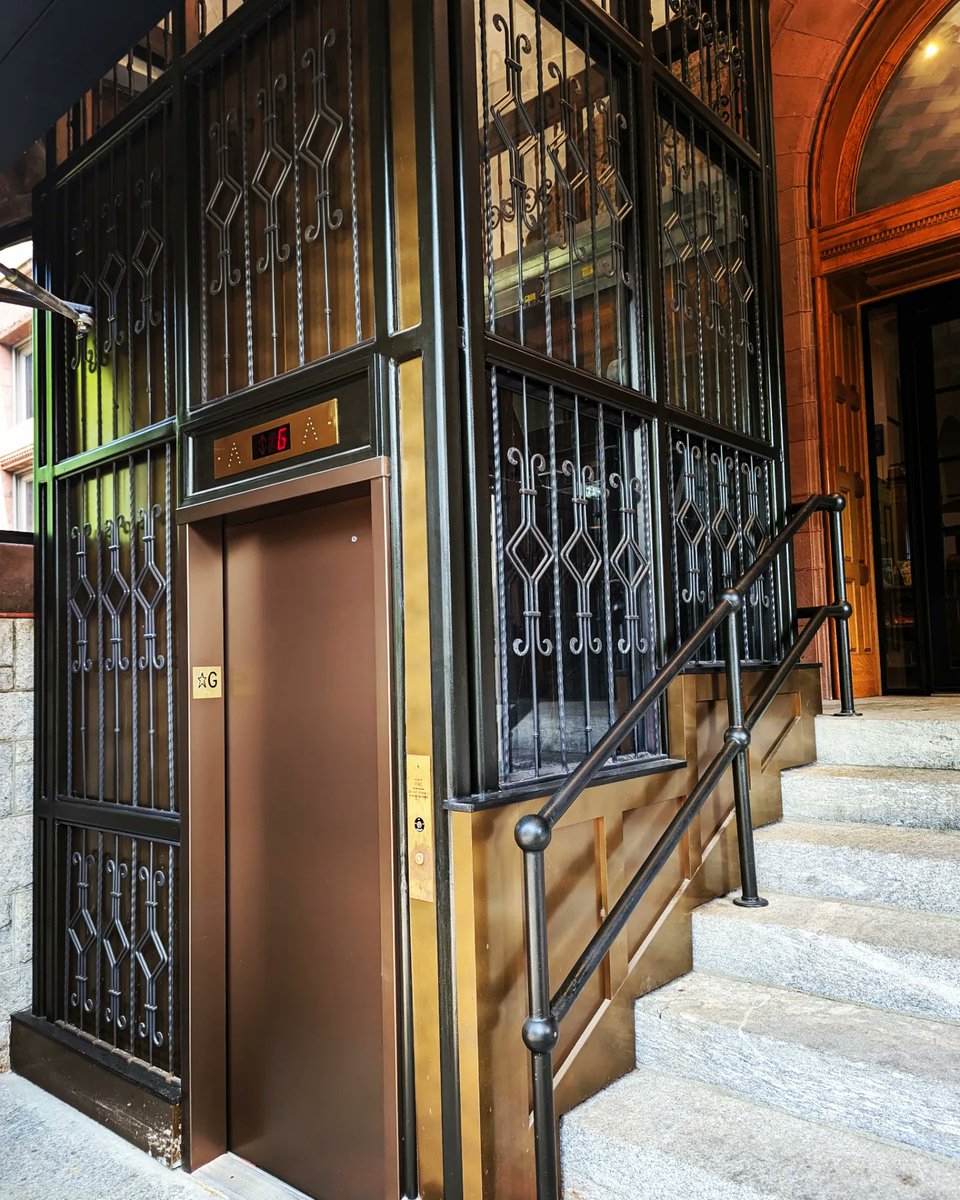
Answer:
[{"left": 177, "top": 455, "right": 391, "bottom": 524}]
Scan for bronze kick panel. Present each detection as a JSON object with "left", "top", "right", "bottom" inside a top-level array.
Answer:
[{"left": 223, "top": 492, "right": 393, "bottom": 1199}]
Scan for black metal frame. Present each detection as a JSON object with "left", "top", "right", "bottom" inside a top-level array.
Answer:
[
  {"left": 515, "top": 491, "right": 858, "bottom": 1199},
  {"left": 31, "top": 0, "right": 471, "bottom": 1191},
  {"left": 29, "top": 0, "right": 799, "bottom": 1191},
  {"left": 454, "top": 0, "right": 793, "bottom": 803}
]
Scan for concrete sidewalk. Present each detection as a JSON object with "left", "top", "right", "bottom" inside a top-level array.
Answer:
[{"left": 0, "top": 1072, "right": 218, "bottom": 1200}]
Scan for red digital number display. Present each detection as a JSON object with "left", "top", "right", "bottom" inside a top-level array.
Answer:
[{"left": 251, "top": 423, "right": 291, "bottom": 460}]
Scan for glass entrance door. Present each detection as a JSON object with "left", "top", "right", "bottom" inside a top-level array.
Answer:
[{"left": 866, "top": 281, "right": 960, "bottom": 693}]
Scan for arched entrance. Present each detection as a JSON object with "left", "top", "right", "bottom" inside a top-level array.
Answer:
[{"left": 807, "top": 0, "right": 960, "bottom": 695}]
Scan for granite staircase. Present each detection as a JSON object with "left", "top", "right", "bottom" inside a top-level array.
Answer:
[{"left": 561, "top": 699, "right": 960, "bottom": 1200}]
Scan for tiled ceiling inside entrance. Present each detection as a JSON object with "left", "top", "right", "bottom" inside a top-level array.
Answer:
[{"left": 856, "top": 0, "right": 960, "bottom": 213}]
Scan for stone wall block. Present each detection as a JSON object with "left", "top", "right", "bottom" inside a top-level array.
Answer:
[
  {"left": 13, "top": 620, "right": 33, "bottom": 692},
  {"left": 0, "top": 742, "right": 13, "bottom": 818}
]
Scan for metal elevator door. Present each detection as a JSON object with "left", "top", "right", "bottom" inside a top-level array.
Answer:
[{"left": 224, "top": 494, "right": 388, "bottom": 1199}]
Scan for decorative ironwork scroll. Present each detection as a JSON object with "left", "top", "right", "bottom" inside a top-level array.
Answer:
[
  {"left": 656, "top": 87, "right": 765, "bottom": 440},
  {"left": 61, "top": 826, "right": 177, "bottom": 1075},
  {"left": 54, "top": 102, "right": 174, "bottom": 457},
  {"left": 477, "top": 0, "right": 642, "bottom": 387},
  {"left": 65, "top": 448, "right": 175, "bottom": 811},
  {"left": 669, "top": 428, "right": 780, "bottom": 664},
  {"left": 652, "top": 0, "right": 752, "bottom": 142},
  {"left": 491, "top": 368, "right": 660, "bottom": 782},
  {"left": 198, "top": 0, "right": 370, "bottom": 401}
]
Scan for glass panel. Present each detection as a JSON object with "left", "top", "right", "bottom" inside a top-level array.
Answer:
[
  {"left": 669, "top": 427, "right": 779, "bottom": 664},
  {"left": 656, "top": 88, "right": 766, "bottom": 439},
  {"left": 651, "top": 0, "right": 753, "bottom": 143},
  {"left": 476, "top": 0, "right": 641, "bottom": 387},
  {"left": 197, "top": 0, "right": 373, "bottom": 402},
  {"left": 935, "top": 383, "right": 960, "bottom": 669},
  {"left": 933, "top": 317, "right": 960, "bottom": 390},
  {"left": 856, "top": 1, "right": 960, "bottom": 213},
  {"left": 53, "top": 103, "right": 174, "bottom": 457},
  {"left": 490, "top": 368, "right": 661, "bottom": 782},
  {"left": 58, "top": 825, "right": 178, "bottom": 1077},
  {"left": 64, "top": 446, "right": 176, "bottom": 812},
  {"left": 189, "top": 0, "right": 250, "bottom": 46},
  {"left": 866, "top": 304, "right": 919, "bottom": 690},
  {"left": 61, "top": 15, "right": 175, "bottom": 157}
]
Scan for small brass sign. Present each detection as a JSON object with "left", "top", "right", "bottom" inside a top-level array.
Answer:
[
  {"left": 213, "top": 398, "right": 339, "bottom": 480},
  {"left": 192, "top": 666, "right": 223, "bottom": 699},
  {"left": 406, "top": 754, "right": 435, "bottom": 903}
]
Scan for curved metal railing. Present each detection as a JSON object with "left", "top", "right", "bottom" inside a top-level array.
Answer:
[{"left": 515, "top": 493, "right": 859, "bottom": 1199}]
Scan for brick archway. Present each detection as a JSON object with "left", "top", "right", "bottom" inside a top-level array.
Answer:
[{"left": 770, "top": 0, "right": 959, "bottom": 693}]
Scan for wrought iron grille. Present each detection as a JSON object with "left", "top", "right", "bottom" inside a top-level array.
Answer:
[
  {"left": 190, "top": 1, "right": 250, "bottom": 45},
  {"left": 60, "top": 16, "right": 175, "bottom": 156},
  {"left": 59, "top": 824, "right": 178, "bottom": 1075},
  {"left": 656, "top": 86, "right": 766, "bottom": 440},
  {"left": 52, "top": 100, "right": 175, "bottom": 457},
  {"left": 64, "top": 447, "right": 176, "bottom": 810},
  {"left": 476, "top": 0, "right": 643, "bottom": 388},
  {"left": 196, "top": 0, "right": 372, "bottom": 402},
  {"left": 490, "top": 367, "right": 660, "bottom": 782},
  {"left": 669, "top": 427, "right": 779, "bottom": 665},
  {"left": 652, "top": 1, "right": 753, "bottom": 143}
]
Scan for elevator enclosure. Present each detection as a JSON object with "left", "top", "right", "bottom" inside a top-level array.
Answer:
[{"left": 13, "top": 2, "right": 815, "bottom": 1197}]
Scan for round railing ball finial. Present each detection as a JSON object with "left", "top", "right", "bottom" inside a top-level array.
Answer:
[
  {"left": 825, "top": 493, "right": 846, "bottom": 512},
  {"left": 515, "top": 813, "right": 552, "bottom": 853},
  {"left": 839, "top": 600, "right": 853, "bottom": 620},
  {"left": 522, "top": 1015, "right": 559, "bottom": 1055},
  {"left": 720, "top": 587, "right": 743, "bottom": 612},
  {"left": 725, "top": 725, "right": 751, "bottom": 750}
]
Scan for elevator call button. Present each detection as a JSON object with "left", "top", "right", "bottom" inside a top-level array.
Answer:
[{"left": 407, "top": 755, "right": 435, "bottom": 904}]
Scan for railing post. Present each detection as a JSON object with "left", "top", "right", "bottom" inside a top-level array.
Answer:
[
  {"left": 826, "top": 496, "right": 860, "bottom": 717},
  {"left": 722, "top": 591, "right": 768, "bottom": 909},
  {"left": 515, "top": 815, "right": 560, "bottom": 1200}
]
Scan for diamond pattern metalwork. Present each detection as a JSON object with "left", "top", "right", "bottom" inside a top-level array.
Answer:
[
  {"left": 103, "top": 858, "right": 130, "bottom": 1029},
  {"left": 504, "top": 448, "right": 554, "bottom": 658},
  {"left": 69, "top": 524, "right": 95, "bottom": 673},
  {"left": 98, "top": 195, "right": 127, "bottom": 357},
  {"left": 560, "top": 462, "right": 604, "bottom": 656},
  {"left": 133, "top": 167, "right": 164, "bottom": 334},
  {"left": 135, "top": 863, "right": 169, "bottom": 1048},
  {"left": 252, "top": 73, "right": 293, "bottom": 274},
  {"left": 134, "top": 504, "right": 167, "bottom": 671},
  {"left": 205, "top": 111, "right": 243, "bottom": 296},
  {"left": 103, "top": 515, "right": 131, "bottom": 672},
  {"left": 68, "top": 851, "right": 97, "bottom": 1013},
  {"left": 300, "top": 31, "right": 345, "bottom": 240}
]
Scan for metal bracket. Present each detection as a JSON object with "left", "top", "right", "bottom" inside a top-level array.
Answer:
[{"left": 0, "top": 263, "right": 93, "bottom": 334}]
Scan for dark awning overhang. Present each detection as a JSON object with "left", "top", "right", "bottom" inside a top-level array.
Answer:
[{"left": 0, "top": 0, "right": 171, "bottom": 171}]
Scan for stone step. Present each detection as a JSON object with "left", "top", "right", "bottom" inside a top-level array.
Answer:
[
  {"left": 691, "top": 892, "right": 960, "bottom": 1023},
  {"left": 753, "top": 820, "right": 960, "bottom": 914},
  {"left": 814, "top": 709, "right": 960, "bottom": 769},
  {"left": 780, "top": 763, "right": 960, "bottom": 829},
  {"left": 561, "top": 1066, "right": 960, "bottom": 1200},
  {"left": 632, "top": 972, "right": 960, "bottom": 1160}
]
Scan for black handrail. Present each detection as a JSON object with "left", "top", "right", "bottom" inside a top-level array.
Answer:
[{"left": 515, "top": 493, "right": 859, "bottom": 1199}]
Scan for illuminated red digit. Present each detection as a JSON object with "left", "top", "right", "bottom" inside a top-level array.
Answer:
[{"left": 277, "top": 426, "right": 289, "bottom": 451}]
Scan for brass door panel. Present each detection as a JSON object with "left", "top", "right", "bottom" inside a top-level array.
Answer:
[{"left": 224, "top": 494, "right": 391, "bottom": 1199}]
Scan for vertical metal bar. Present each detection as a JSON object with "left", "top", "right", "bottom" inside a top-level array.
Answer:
[
  {"left": 828, "top": 498, "right": 859, "bottom": 717},
  {"left": 516, "top": 815, "right": 559, "bottom": 1200},
  {"left": 724, "top": 597, "right": 766, "bottom": 908}
]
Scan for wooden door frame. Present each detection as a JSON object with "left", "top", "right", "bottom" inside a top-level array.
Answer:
[
  {"left": 805, "top": 0, "right": 960, "bottom": 696},
  {"left": 176, "top": 456, "right": 398, "bottom": 1189}
]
